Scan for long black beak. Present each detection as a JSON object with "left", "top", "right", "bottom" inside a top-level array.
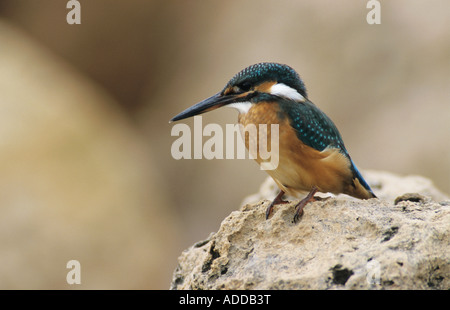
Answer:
[{"left": 170, "top": 92, "right": 245, "bottom": 122}]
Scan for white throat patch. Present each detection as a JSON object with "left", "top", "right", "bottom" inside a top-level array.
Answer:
[
  {"left": 227, "top": 101, "right": 252, "bottom": 114},
  {"left": 270, "top": 83, "right": 305, "bottom": 102}
]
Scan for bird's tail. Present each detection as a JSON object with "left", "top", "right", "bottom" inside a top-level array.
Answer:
[{"left": 346, "top": 159, "right": 377, "bottom": 199}]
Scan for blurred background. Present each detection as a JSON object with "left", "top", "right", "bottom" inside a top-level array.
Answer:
[{"left": 0, "top": 0, "right": 448, "bottom": 289}]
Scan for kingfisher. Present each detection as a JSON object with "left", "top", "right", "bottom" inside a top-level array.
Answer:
[{"left": 170, "top": 62, "right": 377, "bottom": 222}]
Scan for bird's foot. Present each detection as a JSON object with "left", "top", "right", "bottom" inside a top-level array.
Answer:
[
  {"left": 292, "top": 187, "right": 318, "bottom": 223},
  {"left": 265, "top": 190, "right": 288, "bottom": 220}
]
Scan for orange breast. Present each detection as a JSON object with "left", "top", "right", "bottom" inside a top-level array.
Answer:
[{"left": 238, "top": 102, "right": 353, "bottom": 197}]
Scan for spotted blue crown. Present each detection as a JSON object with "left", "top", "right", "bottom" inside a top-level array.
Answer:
[{"left": 224, "top": 63, "right": 308, "bottom": 98}]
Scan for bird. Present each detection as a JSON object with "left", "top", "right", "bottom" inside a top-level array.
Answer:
[{"left": 170, "top": 62, "right": 377, "bottom": 223}]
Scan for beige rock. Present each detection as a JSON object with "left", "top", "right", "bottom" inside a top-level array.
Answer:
[
  {"left": 171, "top": 171, "right": 449, "bottom": 289},
  {"left": 242, "top": 170, "right": 449, "bottom": 205}
]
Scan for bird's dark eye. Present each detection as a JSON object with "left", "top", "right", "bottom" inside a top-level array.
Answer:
[{"left": 238, "top": 81, "right": 252, "bottom": 92}]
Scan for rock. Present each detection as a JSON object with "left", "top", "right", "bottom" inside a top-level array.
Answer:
[
  {"left": 171, "top": 171, "right": 449, "bottom": 290},
  {"left": 242, "top": 170, "right": 449, "bottom": 205}
]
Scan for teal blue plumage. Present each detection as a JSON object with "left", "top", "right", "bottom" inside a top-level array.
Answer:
[{"left": 277, "top": 98, "right": 375, "bottom": 197}]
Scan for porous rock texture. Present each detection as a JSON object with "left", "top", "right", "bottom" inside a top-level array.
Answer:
[{"left": 171, "top": 171, "right": 449, "bottom": 290}]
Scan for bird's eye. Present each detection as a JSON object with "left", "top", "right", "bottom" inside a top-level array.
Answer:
[{"left": 238, "top": 81, "right": 252, "bottom": 92}]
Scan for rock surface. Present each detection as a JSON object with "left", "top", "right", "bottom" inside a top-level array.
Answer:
[{"left": 171, "top": 171, "right": 449, "bottom": 290}]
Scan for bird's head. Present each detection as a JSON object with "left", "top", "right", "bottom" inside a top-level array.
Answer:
[{"left": 170, "top": 62, "right": 308, "bottom": 122}]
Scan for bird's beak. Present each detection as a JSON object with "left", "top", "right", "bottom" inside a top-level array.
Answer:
[{"left": 170, "top": 92, "right": 245, "bottom": 122}]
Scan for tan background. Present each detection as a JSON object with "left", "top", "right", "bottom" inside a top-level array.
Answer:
[{"left": 0, "top": 0, "right": 448, "bottom": 289}]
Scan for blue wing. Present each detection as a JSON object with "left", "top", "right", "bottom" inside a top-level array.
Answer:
[
  {"left": 278, "top": 99, "right": 346, "bottom": 152},
  {"left": 278, "top": 99, "right": 375, "bottom": 196}
]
